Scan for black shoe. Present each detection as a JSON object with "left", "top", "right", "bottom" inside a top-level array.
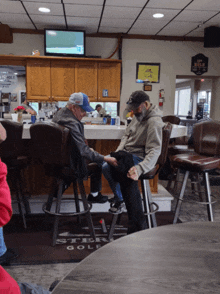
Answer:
[
  {"left": 108, "top": 196, "right": 118, "bottom": 204},
  {"left": 109, "top": 201, "right": 125, "bottom": 214},
  {"left": 87, "top": 192, "right": 108, "bottom": 203},
  {"left": 0, "top": 248, "right": 18, "bottom": 265}
]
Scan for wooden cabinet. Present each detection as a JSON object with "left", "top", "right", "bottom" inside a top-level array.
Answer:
[
  {"left": 26, "top": 57, "right": 121, "bottom": 102},
  {"left": 27, "top": 59, "right": 75, "bottom": 101},
  {"left": 97, "top": 62, "right": 121, "bottom": 102},
  {"left": 75, "top": 61, "right": 121, "bottom": 102}
]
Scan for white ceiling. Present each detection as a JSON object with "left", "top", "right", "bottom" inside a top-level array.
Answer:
[{"left": 0, "top": 0, "right": 220, "bottom": 38}]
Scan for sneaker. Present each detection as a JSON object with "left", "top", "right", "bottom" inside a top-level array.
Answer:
[
  {"left": 87, "top": 192, "right": 108, "bottom": 203},
  {"left": 108, "top": 196, "right": 118, "bottom": 204},
  {"left": 0, "top": 248, "right": 18, "bottom": 265},
  {"left": 109, "top": 201, "right": 125, "bottom": 214}
]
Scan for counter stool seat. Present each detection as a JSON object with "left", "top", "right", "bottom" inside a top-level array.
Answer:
[
  {"left": 30, "top": 122, "right": 96, "bottom": 246},
  {"left": 171, "top": 120, "right": 220, "bottom": 224},
  {"left": 0, "top": 119, "right": 31, "bottom": 229}
]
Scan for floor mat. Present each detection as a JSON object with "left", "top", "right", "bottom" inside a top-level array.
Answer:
[{"left": 4, "top": 212, "right": 178, "bottom": 265}]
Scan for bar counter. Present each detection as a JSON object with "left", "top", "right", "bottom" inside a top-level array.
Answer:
[{"left": 22, "top": 123, "right": 187, "bottom": 139}]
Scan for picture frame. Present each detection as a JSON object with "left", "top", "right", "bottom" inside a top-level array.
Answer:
[{"left": 136, "top": 63, "right": 160, "bottom": 83}]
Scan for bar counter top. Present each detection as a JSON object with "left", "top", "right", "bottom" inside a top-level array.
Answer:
[{"left": 22, "top": 123, "right": 187, "bottom": 139}]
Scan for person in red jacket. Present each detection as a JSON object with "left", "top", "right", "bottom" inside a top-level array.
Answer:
[{"left": 0, "top": 159, "right": 21, "bottom": 293}]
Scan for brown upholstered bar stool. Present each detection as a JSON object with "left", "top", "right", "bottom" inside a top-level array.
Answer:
[
  {"left": 108, "top": 122, "right": 172, "bottom": 240},
  {"left": 0, "top": 119, "right": 31, "bottom": 228},
  {"left": 30, "top": 122, "right": 96, "bottom": 246},
  {"left": 162, "top": 115, "right": 180, "bottom": 125},
  {"left": 171, "top": 120, "right": 220, "bottom": 223}
]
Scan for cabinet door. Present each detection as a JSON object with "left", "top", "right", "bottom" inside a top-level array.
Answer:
[
  {"left": 75, "top": 62, "right": 98, "bottom": 102},
  {"left": 26, "top": 60, "right": 51, "bottom": 101},
  {"left": 98, "top": 62, "right": 121, "bottom": 101},
  {"left": 51, "top": 60, "right": 75, "bottom": 101}
]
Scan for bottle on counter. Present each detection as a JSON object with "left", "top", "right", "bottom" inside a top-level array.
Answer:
[{"left": 115, "top": 116, "right": 120, "bottom": 126}]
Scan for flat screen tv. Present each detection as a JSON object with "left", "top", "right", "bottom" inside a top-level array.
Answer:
[{"left": 44, "top": 29, "right": 85, "bottom": 57}]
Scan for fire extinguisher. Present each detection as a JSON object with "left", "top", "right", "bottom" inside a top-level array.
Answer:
[{"left": 159, "top": 89, "right": 165, "bottom": 107}]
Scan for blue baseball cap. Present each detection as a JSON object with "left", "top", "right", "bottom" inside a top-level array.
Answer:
[{"left": 69, "top": 92, "right": 94, "bottom": 112}]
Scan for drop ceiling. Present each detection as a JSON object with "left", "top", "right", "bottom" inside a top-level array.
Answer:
[{"left": 0, "top": 0, "right": 220, "bottom": 39}]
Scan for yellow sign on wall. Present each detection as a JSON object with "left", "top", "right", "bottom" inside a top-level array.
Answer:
[{"left": 136, "top": 63, "right": 160, "bottom": 83}]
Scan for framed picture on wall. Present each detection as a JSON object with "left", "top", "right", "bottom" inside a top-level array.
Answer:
[
  {"left": 19, "top": 90, "right": 26, "bottom": 104},
  {"left": 136, "top": 63, "right": 160, "bottom": 83}
]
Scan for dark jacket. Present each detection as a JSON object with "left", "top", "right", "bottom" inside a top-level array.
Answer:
[{"left": 52, "top": 107, "right": 104, "bottom": 178}]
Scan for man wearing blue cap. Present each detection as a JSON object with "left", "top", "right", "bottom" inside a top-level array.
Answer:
[{"left": 52, "top": 92, "right": 117, "bottom": 203}]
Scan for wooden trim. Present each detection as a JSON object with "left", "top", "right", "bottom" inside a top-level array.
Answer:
[{"left": 11, "top": 29, "right": 204, "bottom": 42}]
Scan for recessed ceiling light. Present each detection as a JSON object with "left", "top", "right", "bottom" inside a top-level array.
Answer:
[
  {"left": 153, "top": 13, "right": 164, "bottom": 18},
  {"left": 38, "top": 7, "right": 50, "bottom": 13}
]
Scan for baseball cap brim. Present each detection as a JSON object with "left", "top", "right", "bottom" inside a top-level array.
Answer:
[{"left": 81, "top": 105, "right": 94, "bottom": 112}]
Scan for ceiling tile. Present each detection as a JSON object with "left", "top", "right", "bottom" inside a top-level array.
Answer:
[
  {"left": 147, "top": 0, "right": 193, "bottom": 10},
  {"left": 64, "top": 0, "right": 103, "bottom": 4},
  {"left": 22, "top": 0, "right": 61, "bottom": 3},
  {"left": 175, "top": 10, "right": 219, "bottom": 22},
  {"left": 129, "top": 27, "right": 164, "bottom": 35},
  {"left": 99, "top": 26, "right": 128, "bottom": 33},
  {"left": 65, "top": 4, "right": 102, "bottom": 17},
  {"left": 0, "top": 12, "right": 30, "bottom": 23},
  {"left": 158, "top": 21, "right": 200, "bottom": 36},
  {"left": 67, "top": 16, "right": 100, "bottom": 26},
  {"left": 30, "top": 15, "right": 65, "bottom": 26},
  {"left": 24, "top": 2, "right": 63, "bottom": 16},
  {"left": 101, "top": 18, "right": 134, "bottom": 28},
  {"left": 6, "top": 22, "right": 36, "bottom": 30},
  {"left": 105, "top": 0, "right": 147, "bottom": 7},
  {"left": 103, "top": 6, "right": 141, "bottom": 19},
  {"left": 0, "top": 0, "right": 25, "bottom": 13},
  {"left": 186, "top": 0, "right": 220, "bottom": 11},
  {"left": 186, "top": 30, "right": 204, "bottom": 37},
  {"left": 204, "top": 13, "right": 220, "bottom": 24},
  {"left": 132, "top": 19, "right": 168, "bottom": 30},
  {"left": 140, "top": 8, "right": 181, "bottom": 21}
]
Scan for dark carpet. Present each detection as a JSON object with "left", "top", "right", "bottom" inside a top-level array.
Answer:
[{"left": 4, "top": 212, "right": 179, "bottom": 265}]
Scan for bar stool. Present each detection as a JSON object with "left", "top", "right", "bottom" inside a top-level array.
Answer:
[
  {"left": 171, "top": 120, "right": 220, "bottom": 223},
  {"left": 108, "top": 122, "right": 172, "bottom": 240},
  {"left": 0, "top": 119, "right": 31, "bottom": 228},
  {"left": 30, "top": 122, "right": 96, "bottom": 246}
]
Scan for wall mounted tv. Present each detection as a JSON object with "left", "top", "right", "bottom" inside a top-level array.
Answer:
[{"left": 44, "top": 29, "right": 85, "bottom": 57}]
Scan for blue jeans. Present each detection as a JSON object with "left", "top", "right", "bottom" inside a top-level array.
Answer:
[
  {"left": 102, "top": 154, "right": 143, "bottom": 201},
  {"left": 0, "top": 227, "right": 7, "bottom": 257}
]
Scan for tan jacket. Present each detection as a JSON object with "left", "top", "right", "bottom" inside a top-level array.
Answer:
[{"left": 116, "top": 105, "right": 164, "bottom": 177}]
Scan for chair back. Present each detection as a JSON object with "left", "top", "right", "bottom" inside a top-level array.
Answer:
[
  {"left": 140, "top": 122, "right": 172, "bottom": 179},
  {"left": 162, "top": 115, "right": 180, "bottom": 125},
  {"left": 0, "top": 119, "right": 24, "bottom": 159},
  {"left": 157, "top": 122, "right": 173, "bottom": 171},
  {"left": 30, "top": 122, "right": 71, "bottom": 167},
  {"left": 193, "top": 120, "right": 220, "bottom": 156}
]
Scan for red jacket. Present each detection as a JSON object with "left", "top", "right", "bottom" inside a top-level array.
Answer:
[{"left": 0, "top": 160, "right": 21, "bottom": 294}]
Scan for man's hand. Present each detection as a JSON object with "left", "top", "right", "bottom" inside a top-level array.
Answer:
[
  {"left": 127, "top": 166, "right": 139, "bottom": 181},
  {"left": 104, "top": 156, "right": 118, "bottom": 167}
]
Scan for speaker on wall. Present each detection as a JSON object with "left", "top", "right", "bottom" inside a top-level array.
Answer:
[{"left": 204, "top": 26, "right": 220, "bottom": 48}]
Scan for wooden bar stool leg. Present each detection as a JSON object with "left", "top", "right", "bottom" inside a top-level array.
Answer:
[
  {"left": 52, "top": 179, "right": 63, "bottom": 246},
  {"left": 77, "top": 178, "right": 96, "bottom": 240},
  {"left": 204, "top": 172, "right": 214, "bottom": 221},
  {"left": 173, "top": 170, "right": 189, "bottom": 224}
]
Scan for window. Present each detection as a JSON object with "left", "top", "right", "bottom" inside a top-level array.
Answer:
[
  {"left": 90, "top": 102, "right": 118, "bottom": 117},
  {"left": 174, "top": 87, "right": 191, "bottom": 116}
]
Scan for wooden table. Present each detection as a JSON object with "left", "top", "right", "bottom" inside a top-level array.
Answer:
[{"left": 52, "top": 222, "right": 220, "bottom": 294}]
